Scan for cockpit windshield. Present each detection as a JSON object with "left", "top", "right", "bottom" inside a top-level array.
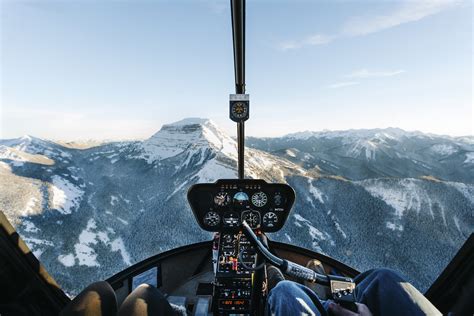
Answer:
[{"left": 1, "top": 0, "right": 472, "bottom": 298}]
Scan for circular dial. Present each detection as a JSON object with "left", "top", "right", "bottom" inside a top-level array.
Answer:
[
  {"left": 251, "top": 191, "right": 268, "bottom": 207},
  {"left": 233, "top": 191, "right": 249, "bottom": 205},
  {"left": 231, "top": 102, "right": 248, "bottom": 119},
  {"left": 203, "top": 211, "right": 220, "bottom": 227},
  {"left": 273, "top": 192, "right": 285, "bottom": 206},
  {"left": 222, "top": 211, "right": 240, "bottom": 227},
  {"left": 262, "top": 212, "right": 278, "bottom": 228},
  {"left": 214, "top": 192, "right": 230, "bottom": 207},
  {"left": 242, "top": 211, "right": 260, "bottom": 229}
]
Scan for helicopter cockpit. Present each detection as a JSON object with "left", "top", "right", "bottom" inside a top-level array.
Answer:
[{"left": 0, "top": 0, "right": 472, "bottom": 315}]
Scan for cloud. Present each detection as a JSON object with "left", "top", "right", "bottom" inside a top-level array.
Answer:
[
  {"left": 344, "top": 69, "right": 406, "bottom": 79},
  {"left": 326, "top": 81, "right": 360, "bottom": 89},
  {"left": 342, "top": 0, "right": 458, "bottom": 36},
  {"left": 279, "top": 34, "right": 334, "bottom": 51},
  {"left": 278, "top": 0, "right": 459, "bottom": 51}
]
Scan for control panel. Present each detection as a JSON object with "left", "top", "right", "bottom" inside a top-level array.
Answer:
[
  {"left": 213, "top": 232, "right": 256, "bottom": 314},
  {"left": 187, "top": 179, "right": 295, "bottom": 233}
]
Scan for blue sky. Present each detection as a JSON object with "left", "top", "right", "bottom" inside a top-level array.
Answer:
[{"left": 1, "top": 0, "right": 472, "bottom": 139}]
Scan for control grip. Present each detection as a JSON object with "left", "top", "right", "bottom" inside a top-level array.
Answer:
[{"left": 283, "top": 260, "right": 316, "bottom": 282}]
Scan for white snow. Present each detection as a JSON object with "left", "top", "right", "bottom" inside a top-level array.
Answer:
[
  {"left": 430, "top": 144, "right": 457, "bottom": 156},
  {"left": 448, "top": 182, "right": 474, "bottom": 205},
  {"left": 195, "top": 158, "right": 237, "bottom": 182},
  {"left": 464, "top": 152, "right": 474, "bottom": 164},
  {"left": 293, "top": 214, "right": 335, "bottom": 249},
  {"left": 58, "top": 253, "right": 76, "bottom": 267},
  {"left": 453, "top": 216, "right": 462, "bottom": 233},
  {"left": 361, "top": 179, "right": 428, "bottom": 218},
  {"left": 117, "top": 217, "right": 129, "bottom": 225},
  {"left": 21, "top": 197, "right": 40, "bottom": 217},
  {"left": 22, "top": 220, "right": 40, "bottom": 233},
  {"left": 386, "top": 222, "right": 404, "bottom": 231},
  {"left": 307, "top": 179, "right": 325, "bottom": 204},
  {"left": 111, "top": 238, "right": 132, "bottom": 265},
  {"left": 50, "top": 175, "right": 84, "bottom": 214},
  {"left": 110, "top": 195, "right": 119, "bottom": 206},
  {"left": 23, "top": 237, "right": 54, "bottom": 259},
  {"left": 285, "top": 149, "right": 297, "bottom": 157},
  {"left": 139, "top": 118, "right": 237, "bottom": 163},
  {"left": 74, "top": 219, "right": 100, "bottom": 267},
  {"left": 70, "top": 218, "right": 132, "bottom": 267}
]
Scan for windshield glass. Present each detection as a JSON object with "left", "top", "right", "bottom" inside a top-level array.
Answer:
[{"left": 1, "top": 0, "right": 472, "bottom": 297}]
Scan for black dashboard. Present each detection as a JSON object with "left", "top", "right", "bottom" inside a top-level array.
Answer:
[{"left": 187, "top": 179, "right": 295, "bottom": 232}]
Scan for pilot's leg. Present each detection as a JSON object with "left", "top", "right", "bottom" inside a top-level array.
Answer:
[
  {"left": 60, "top": 281, "right": 118, "bottom": 316},
  {"left": 354, "top": 268, "right": 442, "bottom": 316},
  {"left": 118, "top": 284, "right": 176, "bottom": 316},
  {"left": 266, "top": 280, "right": 326, "bottom": 316}
]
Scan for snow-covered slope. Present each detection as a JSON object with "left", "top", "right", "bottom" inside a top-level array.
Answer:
[{"left": 0, "top": 120, "right": 472, "bottom": 296}]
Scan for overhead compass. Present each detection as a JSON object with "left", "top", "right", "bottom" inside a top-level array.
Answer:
[{"left": 229, "top": 94, "right": 249, "bottom": 122}]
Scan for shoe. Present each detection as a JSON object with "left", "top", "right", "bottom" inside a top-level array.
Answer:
[
  {"left": 266, "top": 265, "right": 285, "bottom": 291},
  {"left": 304, "top": 259, "right": 330, "bottom": 299}
]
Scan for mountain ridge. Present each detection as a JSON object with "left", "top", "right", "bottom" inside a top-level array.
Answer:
[{"left": 0, "top": 118, "right": 472, "bottom": 296}]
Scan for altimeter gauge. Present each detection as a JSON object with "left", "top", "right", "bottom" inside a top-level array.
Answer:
[
  {"left": 251, "top": 191, "right": 268, "bottom": 207},
  {"left": 203, "top": 211, "right": 220, "bottom": 227},
  {"left": 262, "top": 212, "right": 278, "bottom": 228}
]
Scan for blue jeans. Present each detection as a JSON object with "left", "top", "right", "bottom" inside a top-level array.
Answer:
[{"left": 266, "top": 268, "right": 442, "bottom": 316}]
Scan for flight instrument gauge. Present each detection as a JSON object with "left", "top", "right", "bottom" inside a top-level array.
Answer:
[
  {"left": 231, "top": 102, "right": 248, "bottom": 119},
  {"left": 214, "top": 192, "right": 230, "bottom": 207},
  {"left": 273, "top": 192, "right": 285, "bottom": 206},
  {"left": 203, "top": 211, "right": 220, "bottom": 227},
  {"left": 251, "top": 191, "right": 268, "bottom": 207},
  {"left": 222, "top": 211, "right": 240, "bottom": 228},
  {"left": 242, "top": 211, "right": 260, "bottom": 229},
  {"left": 229, "top": 94, "right": 250, "bottom": 123},
  {"left": 262, "top": 212, "right": 278, "bottom": 228},
  {"left": 233, "top": 192, "right": 249, "bottom": 205}
]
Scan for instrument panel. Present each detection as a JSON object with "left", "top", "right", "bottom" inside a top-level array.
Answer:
[{"left": 187, "top": 179, "right": 295, "bottom": 232}]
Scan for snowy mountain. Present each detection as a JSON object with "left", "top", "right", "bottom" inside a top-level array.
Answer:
[
  {"left": 248, "top": 128, "right": 474, "bottom": 183},
  {"left": 0, "top": 119, "right": 472, "bottom": 296}
]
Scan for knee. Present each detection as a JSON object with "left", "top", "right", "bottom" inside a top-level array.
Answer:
[
  {"left": 271, "top": 280, "right": 301, "bottom": 297},
  {"left": 369, "top": 268, "right": 405, "bottom": 282},
  {"left": 60, "top": 281, "right": 117, "bottom": 316}
]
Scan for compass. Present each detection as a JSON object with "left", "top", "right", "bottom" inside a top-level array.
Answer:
[{"left": 229, "top": 94, "right": 250, "bottom": 122}]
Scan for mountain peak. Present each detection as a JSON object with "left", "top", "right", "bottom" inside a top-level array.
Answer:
[
  {"left": 140, "top": 118, "right": 236, "bottom": 162},
  {"left": 165, "top": 117, "right": 214, "bottom": 127}
]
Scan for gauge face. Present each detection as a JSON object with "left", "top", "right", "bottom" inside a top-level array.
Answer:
[
  {"left": 203, "top": 211, "right": 220, "bottom": 227},
  {"left": 233, "top": 191, "right": 249, "bottom": 205},
  {"left": 222, "top": 211, "right": 240, "bottom": 227},
  {"left": 273, "top": 192, "right": 285, "bottom": 206},
  {"left": 251, "top": 191, "right": 268, "bottom": 207},
  {"left": 262, "top": 212, "right": 278, "bottom": 228},
  {"left": 214, "top": 192, "right": 230, "bottom": 207},
  {"left": 242, "top": 211, "right": 260, "bottom": 229},
  {"left": 231, "top": 102, "right": 248, "bottom": 119}
]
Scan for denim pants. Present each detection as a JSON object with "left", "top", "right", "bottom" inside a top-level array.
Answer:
[{"left": 266, "top": 268, "right": 442, "bottom": 316}]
